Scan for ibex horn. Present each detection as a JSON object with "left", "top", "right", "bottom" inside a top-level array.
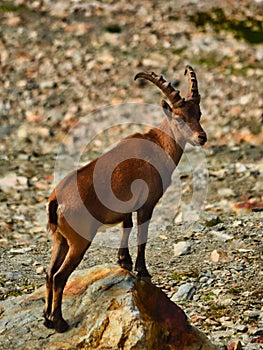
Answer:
[
  {"left": 184, "top": 65, "right": 200, "bottom": 104},
  {"left": 134, "top": 71, "right": 184, "bottom": 107}
]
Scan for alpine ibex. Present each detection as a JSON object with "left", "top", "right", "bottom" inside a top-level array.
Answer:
[{"left": 44, "top": 65, "right": 207, "bottom": 332}]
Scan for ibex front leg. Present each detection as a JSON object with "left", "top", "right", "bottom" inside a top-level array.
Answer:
[
  {"left": 117, "top": 214, "right": 133, "bottom": 271},
  {"left": 135, "top": 209, "right": 152, "bottom": 279}
]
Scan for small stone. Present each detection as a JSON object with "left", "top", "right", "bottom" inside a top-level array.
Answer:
[
  {"left": 231, "top": 263, "right": 245, "bottom": 272},
  {"left": 0, "top": 173, "right": 28, "bottom": 192},
  {"left": 50, "top": 2, "right": 69, "bottom": 17},
  {"left": 253, "top": 328, "right": 263, "bottom": 336},
  {"left": 204, "top": 214, "right": 222, "bottom": 227},
  {"left": 217, "top": 188, "right": 235, "bottom": 198},
  {"left": 98, "top": 51, "right": 114, "bottom": 64},
  {"left": 39, "top": 80, "right": 55, "bottom": 89},
  {"left": 6, "top": 271, "right": 22, "bottom": 280},
  {"left": 235, "top": 324, "right": 248, "bottom": 333},
  {"left": 233, "top": 220, "right": 243, "bottom": 227},
  {"left": 17, "top": 125, "right": 29, "bottom": 139},
  {"left": 36, "top": 266, "right": 44, "bottom": 274},
  {"left": 174, "top": 241, "right": 191, "bottom": 256},
  {"left": 25, "top": 111, "right": 43, "bottom": 123},
  {"left": 192, "top": 223, "right": 205, "bottom": 233},
  {"left": 235, "top": 163, "right": 247, "bottom": 173},
  {"left": 171, "top": 283, "right": 196, "bottom": 301},
  {"left": 142, "top": 58, "right": 160, "bottom": 67},
  {"left": 211, "top": 231, "right": 234, "bottom": 241},
  {"left": 210, "top": 249, "right": 229, "bottom": 263},
  {"left": 248, "top": 311, "right": 260, "bottom": 319},
  {"left": 6, "top": 16, "right": 21, "bottom": 26},
  {"left": 240, "top": 95, "right": 250, "bottom": 105},
  {"left": 199, "top": 276, "right": 208, "bottom": 283},
  {"left": 10, "top": 247, "right": 32, "bottom": 254}
]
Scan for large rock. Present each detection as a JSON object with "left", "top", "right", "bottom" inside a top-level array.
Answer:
[{"left": 0, "top": 264, "right": 218, "bottom": 350}]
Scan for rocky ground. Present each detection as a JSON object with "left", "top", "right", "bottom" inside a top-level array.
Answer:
[{"left": 0, "top": 0, "right": 263, "bottom": 349}]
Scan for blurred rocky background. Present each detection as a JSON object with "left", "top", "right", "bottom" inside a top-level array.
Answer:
[{"left": 0, "top": 0, "right": 262, "bottom": 348}]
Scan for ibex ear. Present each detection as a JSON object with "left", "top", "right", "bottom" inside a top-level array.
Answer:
[{"left": 161, "top": 99, "right": 173, "bottom": 120}]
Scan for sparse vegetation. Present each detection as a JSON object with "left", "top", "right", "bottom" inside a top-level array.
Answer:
[{"left": 188, "top": 8, "right": 263, "bottom": 44}]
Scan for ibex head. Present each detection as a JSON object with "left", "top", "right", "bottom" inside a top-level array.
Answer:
[{"left": 134, "top": 66, "right": 207, "bottom": 146}]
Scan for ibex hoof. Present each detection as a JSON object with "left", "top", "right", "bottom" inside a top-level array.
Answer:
[
  {"left": 117, "top": 256, "right": 133, "bottom": 271},
  {"left": 136, "top": 270, "right": 152, "bottom": 281},
  {"left": 118, "top": 261, "right": 133, "bottom": 271},
  {"left": 53, "top": 318, "right": 69, "bottom": 333},
  {"left": 43, "top": 317, "right": 54, "bottom": 329}
]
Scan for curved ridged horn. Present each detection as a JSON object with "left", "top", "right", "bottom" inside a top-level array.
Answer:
[
  {"left": 184, "top": 65, "right": 200, "bottom": 104},
  {"left": 134, "top": 71, "right": 184, "bottom": 107}
]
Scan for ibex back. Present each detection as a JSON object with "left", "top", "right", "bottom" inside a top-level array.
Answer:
[{"left": 44, "top": 65, "right": 207, "bottom": 332}]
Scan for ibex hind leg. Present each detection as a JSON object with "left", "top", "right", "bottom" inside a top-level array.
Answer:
[
  {"left": 50, "top": 239, "right": 91, "bottom": 333},
  {"left": 44, "top": 231, "right": 69, "bottom": 329}
]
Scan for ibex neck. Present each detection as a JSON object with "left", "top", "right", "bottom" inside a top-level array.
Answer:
[{"left": 149, "top": 118, "right": 184, "bottom": 170}]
